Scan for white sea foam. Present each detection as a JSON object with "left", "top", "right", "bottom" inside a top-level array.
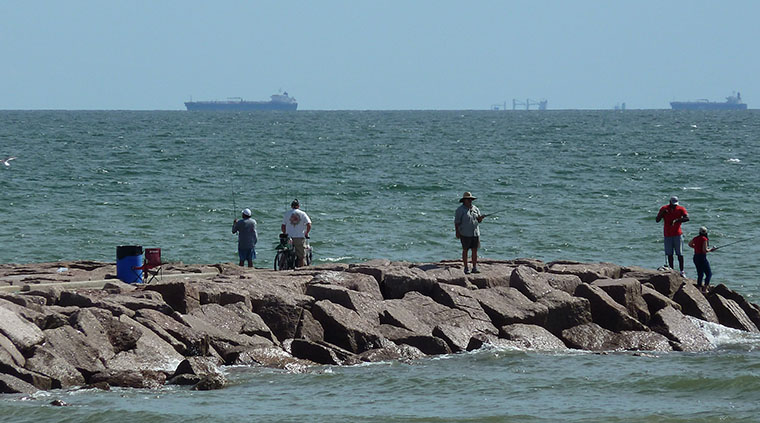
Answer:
[
  {"left": 320, "top": 256, "right": 352, "bottom": 262},
  {"left": 727, "top": 158, "right": 741, "bottom": 163},
  {"left": 689, "top": 316, "right": 760, "bottom": 348}
]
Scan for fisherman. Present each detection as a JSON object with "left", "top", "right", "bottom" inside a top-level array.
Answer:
[
  {"left": 656, "top": 195, "right": 689, "bottom": 276},
  {"left": 688, "top": 226, "right": 715, "bottom": 293},
  {"left": 455, "top": 192, "right": 484, "bottom": 274},
  {"left": 282, "top": 199, "right": 311, "bottom": 267},
  {"left": 232, "top": 208, "right": 258, "bottom": 267}
]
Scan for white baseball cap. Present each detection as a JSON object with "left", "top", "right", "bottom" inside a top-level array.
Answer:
[
  {"left": 669, "top": 196, "right": 679, "bottom": 205},
  {"left": 242, "top": 208, "right": 251, "bottom": 217}
]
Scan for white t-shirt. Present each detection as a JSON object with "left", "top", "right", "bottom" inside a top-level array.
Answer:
[{"left": 282, "top": 208, "right": 311, "bottom": 238}]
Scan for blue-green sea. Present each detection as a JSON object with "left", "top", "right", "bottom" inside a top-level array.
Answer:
[{"left": 1, "top": 110, "right": 760, "bottom": 422}]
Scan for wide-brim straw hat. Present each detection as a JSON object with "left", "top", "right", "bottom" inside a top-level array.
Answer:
[{"left": 459, "top": 192, "right": 477, "bottom": 203}]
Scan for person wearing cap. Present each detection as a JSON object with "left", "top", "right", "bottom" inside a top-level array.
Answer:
[
  {"left": 282, "top": 199, "right": 312, "bottom": 267},
  {"left": 688, "top": 226, "right": 716, "bottom": 293},
  {"left": 656, "top": 195, "right": 689, "bottom": 276},
  {"left": 232, "top": 208, "right": 258, "bottom": 267},
  {"left": 455, "top": 192, "right": 484, "bottom": 274}
]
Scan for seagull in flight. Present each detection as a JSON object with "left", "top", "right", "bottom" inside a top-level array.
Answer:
[{"left": 2, "top": 157, "right": 15, "bottom": 167}]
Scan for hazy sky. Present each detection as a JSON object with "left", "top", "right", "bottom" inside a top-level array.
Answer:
[{"left": 1, "top": 1, "right": 757, "bottom": 110}]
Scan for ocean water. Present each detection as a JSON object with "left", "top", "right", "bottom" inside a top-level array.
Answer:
[{"left": 1, "top": 110, "right": 760, "bottom": 421}]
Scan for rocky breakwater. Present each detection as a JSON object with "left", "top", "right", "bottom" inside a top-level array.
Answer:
[{"left": 1, "top": 258, "right": 760, "bottom": 394}]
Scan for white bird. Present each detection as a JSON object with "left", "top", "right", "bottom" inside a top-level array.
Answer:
[{"left": 2, "top": 157, "right": 15, "bottom": 167}]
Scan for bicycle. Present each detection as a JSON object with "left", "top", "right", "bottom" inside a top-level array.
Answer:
[{"left": 274, "top": 233, "right": 312, "bottom": 270}]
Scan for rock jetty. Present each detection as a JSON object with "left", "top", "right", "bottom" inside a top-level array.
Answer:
[{"left": 1, "top": 258, "right": 759, "bottom": 394}]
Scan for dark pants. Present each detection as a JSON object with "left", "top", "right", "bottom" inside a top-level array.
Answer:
[{"left": 693, "top": 254, "right": 712, "bottom": 286}]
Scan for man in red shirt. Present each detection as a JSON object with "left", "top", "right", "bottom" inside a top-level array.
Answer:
[{"left": 656, "top": 195, "right": 690, "bottom": 276}]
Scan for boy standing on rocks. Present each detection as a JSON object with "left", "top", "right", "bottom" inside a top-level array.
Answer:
[{"left": 455, "top": 192, "right": 483, "bottom": 274}]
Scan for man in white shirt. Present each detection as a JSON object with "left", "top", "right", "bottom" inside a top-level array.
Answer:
[{"left": 281, "top": 199, "right": 312, "bottom": 267}]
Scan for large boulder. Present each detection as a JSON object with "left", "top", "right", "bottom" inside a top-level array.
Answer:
[
  {"left": 460, "top": 263, "right": 513, "bottom": 289},
  {"left": 248, "top": 282, "right": 314, "bottom": 342},
  {"left": 289, "top": 339, "right": 359, "bottom": 365},
  {"left": 191, "top": 302, "right": 277, "bottom": 344},
  {"left": 134, "top": 309, "right": 208, "bottom": 356},
  {"left": 413, "top": 263, "right": 471, "bottom": 288},
  {"left": 357, "top": 343, "right": 426, "bottom": 363},
  {"left": 574, "top": 284, "right": 647, "bottom": 332},
  {"left": 649, "top": 306, "right": 712, "bottom": 352},
  {"left": 706, "top": 293, "right": 759, "bottom": 333},
  {"left": 560, "top": 323, "right": 671, "bottom": 352},
  {"left": 310, "top": 300, "right": 384, "bottom": 354},
  {"left": 41, "top": 325, "right": 107, "bottom": 376},
  {"left": 346, "top": 259, "right": 393, "bottom": 285},
  {"left": 0, "top": 333, "right": 25, "bottom": 367},
  {"left": 471, "top": 287, "right": 548, "bottom": 327},
  {"left": 89, "top": 369, "right": 166, "bottom": 389},
  {"left": 379, "top": 299, "right": 432, "bottom": 335},
  {"left": 537, "top": 290, "right": 592, "bottom": 335},
  {"left": 294, "top": 309, "right": 324, "bottom": 342},
  {"left": 509, "top": 266, "right": 554, "bottom": 301},
  {"left": 641, "top": 285, "right": 681, "bottom": 314},
  {"left": 560, "top": 322, "right": 620, "bottom": 351},
  {"left": 305, "top": 284, "right": 382, "bottom": 325},
  {"left": 382, "top": 266, "right": 437, "bottom": 299},
  {"left": 548, "top": 261, "right": 622, "bottom": 283},
  {"left": 0, "top": 373, "right": 38, "bottom": 394},
  {"left": 144, "top": 280, "right": 200, "bottom": 314},
  {"left": 430, "top": 283, "right": 498, "bottom": 332},
  {"left": 378, "top": 324, "right": 451, "bottom": 355},
  {"left": 624, "top": 268, "right": 682, "bottom": 298},
  {"left": 591, "top": 278, "right": 650, "bottom": 324},
  {"left": 104, "top": 314, "right": 185, "bottom": 372},
  {"left": 542, "top": 273, "right": 583, "bottom": 295},
  {"left": 24, "top": 346, "right": 86, "bottom": 388},
  {"left": 499, "top": 324, "right": 567, "bottom": 351},
  {"left": 69, "top": 308, "right": 139, "bottom": 361},
  {"left": 0, "top": 305, "right": 45, "bottom": 353},
  {"left": 673, "top": 283, "right": 719, "bottom": 324},
  {"left": 710, "top": 284, "right": 760, "bottom": 330},
  {"left": 393, "top": 291, "right": 497, "bottom": 338},
  {"left": 309, "top": 271, "right": 383, "bottom": 300},
  {"left": 167, "top": 356, "right": 225, "bottom": 386}
]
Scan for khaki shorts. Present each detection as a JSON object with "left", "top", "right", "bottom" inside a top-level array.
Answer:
[{"left": 292, "top": 237, "right": 306, "bottom": 259}]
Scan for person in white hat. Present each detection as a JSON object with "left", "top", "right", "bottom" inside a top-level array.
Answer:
[
  {"left": 233, "top": 208, "right": 258, "bottom": 267},
  {"left": 656, "top": 195, "right": 689, "bottom": 276},
  {"left": 455, "top": 192, "right": 484, "bottom": 274}
]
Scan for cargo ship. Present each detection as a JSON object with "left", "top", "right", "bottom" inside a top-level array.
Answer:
[
  {"left": 670, "top": 92, "right": 747, "bottom": 110},
  {"left": 185, "top": 92, "right": 298, "bottom": 111}
]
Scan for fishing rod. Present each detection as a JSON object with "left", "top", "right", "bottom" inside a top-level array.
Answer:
[
  {"left": 232, "top": 186, "right": 237, "bottom": 219},
  {"left": 481, "top": 209, "right": 508, "bottom": 218},
  {"left": 712, "top": 237, "right": 754, "bottom": 251}
]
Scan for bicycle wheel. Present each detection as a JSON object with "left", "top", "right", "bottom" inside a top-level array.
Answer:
[
  {"left": 274, "top": 251, "right": 284, "bottom": 270},
  {"left": 286, "top": 251, "right": 296, "bottom": 270}
]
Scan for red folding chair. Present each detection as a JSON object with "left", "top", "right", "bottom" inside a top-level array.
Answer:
[{"left": 134, "top": 247, "right": 162, "bottom": 283}]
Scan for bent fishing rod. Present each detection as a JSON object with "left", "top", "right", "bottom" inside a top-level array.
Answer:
[{"left": 712, "top": 237, "right": 754, "bottom": 251}]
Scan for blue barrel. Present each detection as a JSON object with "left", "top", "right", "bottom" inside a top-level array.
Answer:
[{"left": 116, "top": 245, "right": 143, "bottom": 284}]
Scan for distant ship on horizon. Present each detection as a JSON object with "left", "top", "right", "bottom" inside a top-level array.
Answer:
[
  {"left": 670, "top": 92, "right": 747, "bottom": 110},
  {"left": 185, "top": 92, "right": 298, "bottom": 111}
]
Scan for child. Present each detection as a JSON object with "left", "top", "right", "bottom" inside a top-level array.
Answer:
[{"left": 688, "top": 226, "right": 716, "bottom": 293}]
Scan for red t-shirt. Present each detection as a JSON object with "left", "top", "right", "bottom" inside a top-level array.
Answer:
[
  {"left": 691, "top": 235, "right": 708, "bottom": 254},
  {"left": 659, "top": 204, "right": 687, "bottom": 237}
]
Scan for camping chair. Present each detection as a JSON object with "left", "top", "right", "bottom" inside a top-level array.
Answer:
[{"left": 134, "top": 247, "right": 162, "bottom": 283}]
